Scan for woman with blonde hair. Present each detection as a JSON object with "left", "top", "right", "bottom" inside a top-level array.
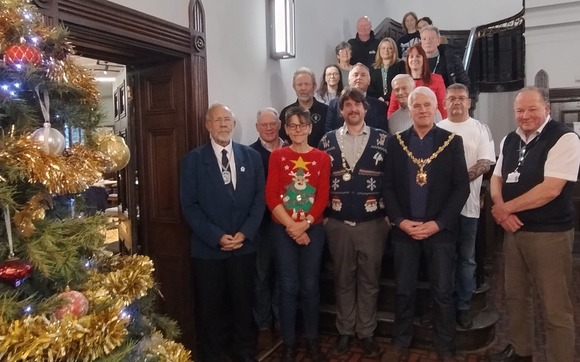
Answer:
[{"left": 369, "top": 37, "right": 405, "bottom": 104}]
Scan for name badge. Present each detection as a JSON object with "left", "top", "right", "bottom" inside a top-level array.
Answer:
[{"left": 506, "top": 171, "right": 520, "bottom": 183}]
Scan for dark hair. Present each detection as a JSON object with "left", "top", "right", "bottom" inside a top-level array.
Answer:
[
  {"left": 317, "top": 64, "right": 344, "bottom": 98},
  {"left": 418, "top": 17, "right": 433, "bottom": 25},
  {"left": 335, "top": 41, "right": 352, "bottom": 55},
  {"left": 339, "top": 87, "right": 370, "bottom": 111},
  {"left": 284, "top": 106, "right": 311, "bottom": 125},
  {"left": 405, "top": 44, "right": 432, "bottom": 85}
]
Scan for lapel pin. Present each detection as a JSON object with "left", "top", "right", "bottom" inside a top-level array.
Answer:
[{"left": 240, "top": 166, "right": 245, "bottom": 172}]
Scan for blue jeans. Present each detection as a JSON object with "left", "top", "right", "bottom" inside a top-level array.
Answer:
[
  {"left": 455, "top": 215, "right": 478, "bottom": 311},
  {"left": 391, "top": 228, "right": 456, "bottom": 354},
  {"left": 272, "top": 222, "right": 325, "bottom": 346},
  {"left": 253, "top": 221, "right": 279, "bottom": 330}
]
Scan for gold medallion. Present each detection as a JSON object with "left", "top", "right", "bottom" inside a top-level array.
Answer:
[{"left": 416, "top": 170, "right": 427, "bottom": 187}]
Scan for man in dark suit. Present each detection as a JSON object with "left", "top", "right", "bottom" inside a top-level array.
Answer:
[
  {"left": 325, "top": 63, "right": 388, "bottom": 133},
  {"left": 381, "top": 87, "right": 469, "bottom": 362},
  {"left": 180, "top": 103, "right": 265, "bottom": 362}
]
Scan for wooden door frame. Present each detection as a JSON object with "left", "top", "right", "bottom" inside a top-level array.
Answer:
[{"left": 35, "top": 0, "right": 207, "bottom": 348}]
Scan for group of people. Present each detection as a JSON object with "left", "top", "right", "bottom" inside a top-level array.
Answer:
[{"left": 179, "top": 12, "right": 580, "bottom": 362}]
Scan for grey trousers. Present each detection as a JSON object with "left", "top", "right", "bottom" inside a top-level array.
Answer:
[{"left": 324, "top": 217, "right": 389, "bottom": 338}]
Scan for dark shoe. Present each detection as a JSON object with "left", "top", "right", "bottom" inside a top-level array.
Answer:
[
  {"left": 456, "top": 310, "right": 473, "bottom": 329},
  {"left": 331, "top": 334, "right": 354, "bottom": 355},
  {"left": 419, "top": 310, "right": 433, "bottom": 326},
  {"left": 487, "top": 344, "right": 532, "bottom": 362},
  {"left": 257, "top": 329, "right": 273, "bottom": 348},
  {"left": 381, "top": 345, "right": 408, "bottom": 362},
  {"left": 280, "top": 344, "right": 295, "bottom": 362},
  {"left": 361, "top": 337, "right": 380, "bottom": 358},
  {"left": 437, "top": 351, "right": 455, "bottom": 362},
  {"left": 305, "top": 339, "right": 327, "bottom": 362}
]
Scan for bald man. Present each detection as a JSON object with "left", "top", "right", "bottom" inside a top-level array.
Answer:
[{"left": 348, "top": 16, "right": 380, "bottom": 68}]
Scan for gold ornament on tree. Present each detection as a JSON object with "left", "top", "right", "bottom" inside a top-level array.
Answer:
[{"left": 97, "top": 134, "right": 131, "bottom": 173}]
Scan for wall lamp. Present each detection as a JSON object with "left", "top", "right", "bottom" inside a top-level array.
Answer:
[{"left": 268, "top": 0, "right": 295, "bottom": 60}]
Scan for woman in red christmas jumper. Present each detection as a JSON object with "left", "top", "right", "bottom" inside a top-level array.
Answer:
[{"left": 266, "top": 106, "right": 331, "bottom": 362}]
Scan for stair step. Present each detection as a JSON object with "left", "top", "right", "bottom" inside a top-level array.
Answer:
[
  {"left": 319, "top": 303, "right": 499, "bottom": 351},
  {"left": 320, "top": 271, "right": 491, "bottom": 314}
]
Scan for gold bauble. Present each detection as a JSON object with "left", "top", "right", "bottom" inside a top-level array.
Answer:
[{"left": 98, "top": 136, "right": 130, "bottom": 172}]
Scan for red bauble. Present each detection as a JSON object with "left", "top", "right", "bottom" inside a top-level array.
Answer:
[
  {"left": 0, "top": 258, "right": 33, "bottom": 287},
  {"left": 54, "top": 289, "right": 89, "bottom": 319},
  {"left": 3, "top": 44, "right": 42, "bottom": 67}
]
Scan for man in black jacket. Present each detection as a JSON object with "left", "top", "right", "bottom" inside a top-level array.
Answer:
[
  {"left": 420, "top": 25, "right": 470, "bottom": 89},
  {"left": 348, "top": 16, "right": 380, "bottom": 68}
]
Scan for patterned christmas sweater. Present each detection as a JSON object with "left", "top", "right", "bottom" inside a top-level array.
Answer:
[
  {"left": 266, "top": 147, "right": 331, "bottom": 225},
  {"left": 319, "top": 127, "right": 388, "bottom": 222}
]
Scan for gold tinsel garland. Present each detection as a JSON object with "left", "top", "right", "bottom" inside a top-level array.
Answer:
[
  {"left": 84, "top": 254, "right": 155, "bottom": 306},
  {"left": 46, "top": 57, "right": 100, "bottom": 107},
  {"left": 0, "top": 255, "right": 187, "bottom": 361},
  {"left": 0, "top": 307, "right": 129, "bottom": 362},
  {"left": 0, "top": 135, "right": 104, "bottom": 195},
  {"left": 149, "top": 339, "right": 193, "bottom": 362}
]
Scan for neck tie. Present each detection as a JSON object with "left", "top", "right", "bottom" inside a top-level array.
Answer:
[{"left": 221, "top": 149, "right": 234, "bottom": 194}]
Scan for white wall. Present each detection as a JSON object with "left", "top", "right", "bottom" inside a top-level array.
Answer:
[
  {"left": 384, "top": 0, "right": 522, "bottom": 30},
  {"left": 107, "top": 0, "right": 536, "bottom": 145},
  {"left": 524, "top": 1, "right": 580, "bottom": 88},
  {"left": 202, "top": 0, "right": 388, "bottom": 143}
]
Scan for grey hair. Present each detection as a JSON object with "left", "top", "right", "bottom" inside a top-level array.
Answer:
[
  {"left": 408, "top": 86, "right": 437, "bottom": 107},
  {"left": 206, "top": 103, "right": 234, "bottom": 122},
  {"left": 292, "top": 67, "right": 317, "bottom": 87},
  {"left": 516, "top": 86, "right": 550, "bottom": 104},
  {"left": 392, "top": 74, "right": 415, "bottom": 89},
  {"left": 420, "top": 25, "right": 440, "bottom": 37},
  {"left": 256, "top": 107, "right": 279, "bottom": 120}
]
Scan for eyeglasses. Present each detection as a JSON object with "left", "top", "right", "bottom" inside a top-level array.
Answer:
[
  {"left": 286, "top": 123, "right": 310, "bottom": 131},
  {"left": 326, "top": 72, "right": 340, "bottom": 77},
  {"left": 446, "top": 96, "right": 469, "bottom": 103}
]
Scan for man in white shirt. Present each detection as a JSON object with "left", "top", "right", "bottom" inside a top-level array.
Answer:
[{"left": 438, "top": 83, "right": 495, "bottom": 329}]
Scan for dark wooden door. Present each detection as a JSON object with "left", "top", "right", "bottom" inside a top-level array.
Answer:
[{"left": 133, "top": 58, "right": 195, "bottom": 347}]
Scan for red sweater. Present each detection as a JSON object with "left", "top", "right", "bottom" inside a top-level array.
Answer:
[
  {"left": 266, "top": 147, "right": 331, "bottom": 225},
  {"left": 387, "top": 73, "right": 447, "bottom": 119}
]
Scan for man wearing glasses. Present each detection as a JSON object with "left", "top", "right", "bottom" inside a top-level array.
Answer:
[
  {"left": 437, "top": 83, "right": 495, "bottom": 330},
  {"left": 180, "top": 103, "right": 265, "bottom": 362}
]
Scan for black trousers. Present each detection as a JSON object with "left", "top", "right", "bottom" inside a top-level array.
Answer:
[{"left": 193, "top": 253, "right": 257, "bottom": 362}]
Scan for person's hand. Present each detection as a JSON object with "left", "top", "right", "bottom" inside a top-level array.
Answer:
[
  {"left": 409, "top": 221, "right": 440, "bottom": 240},
  {"left": 491, "top": 202, "right": 511, "bottom": 224},
  {"left": 294, "top": 232, "right": 310, "bottom": 245},
  {"left": 399, "top": 219, "right": 424, "bottom": 236},
  {"left": 219, "top": 234, "right": 242, "bottom": 251},
  {"left": 500, "top": 214, "right": 523, "bottom": 233},
  {"left": 233, "top": 232, "right": 245, "bottom": 243},
  {"left": 286, "top": 221, "right": 309, "bottom": 240}
]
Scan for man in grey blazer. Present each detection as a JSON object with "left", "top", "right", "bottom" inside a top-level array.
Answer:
[{"left": 180, "top": 103, "right": 265, "bottom": 362}]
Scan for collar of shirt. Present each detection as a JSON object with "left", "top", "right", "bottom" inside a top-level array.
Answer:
[
  {"left": 259, "top": 137, "right": 285, "bottom": 152},
  {"left": 515, "top": 115, "right": 550, "bottom": 144},
  {"left": 210, "top": 138, "right": 237, "bottom": 188},
  {"left": 344, "top": 123, "right": 370, "bottom": 136}
]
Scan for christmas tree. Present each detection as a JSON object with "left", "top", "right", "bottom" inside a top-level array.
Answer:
[{"left": 0, "top": 0, "right": 191, "bottom": 360}]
